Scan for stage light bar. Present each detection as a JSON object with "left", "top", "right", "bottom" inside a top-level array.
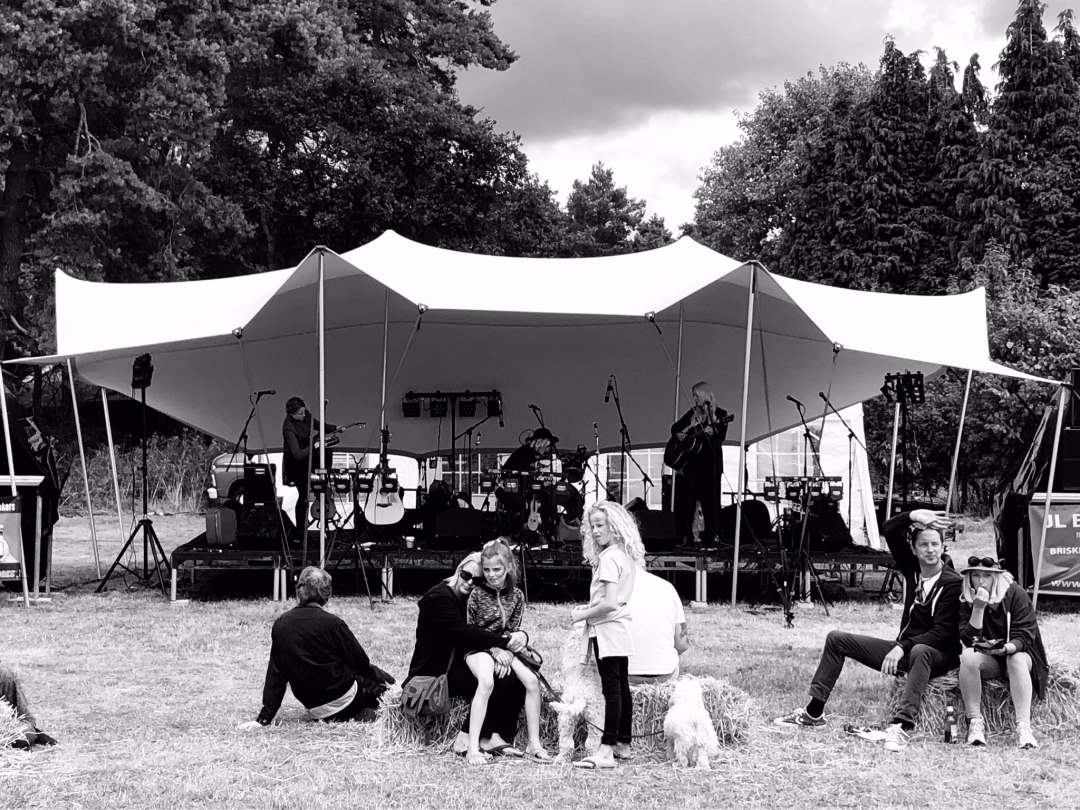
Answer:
[
  {"left": 459, "top": 398, "right": 477, "bottom": 418},
  {"left": 402, "top": 393, "right": 421, "bottom": 418},
  {"left": 430, "top": 397, "right": 448, "bottom": 418}
]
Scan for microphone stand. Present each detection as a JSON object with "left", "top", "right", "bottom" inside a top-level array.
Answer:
[
  {"left": 818, "top": 392, "right": 866, "bottom": 529},
  {"left": 454, "top": 415, "right": 492, "bottom": 506},
  {"left": 231, "top": 391, "right": 269, "bottom": 460},
  {"left": 608, "top": 376, "right": 652, "bottom": 502},
  {"left": 788, "top": 399, "right": 830, "bottom": 616}
]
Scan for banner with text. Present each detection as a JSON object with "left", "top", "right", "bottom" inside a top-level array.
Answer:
[
  {"left": 0, "top": 495, "right": 22, "bottom": 581},
  {"left": 1028, "top": 497, "right": 1080, "bottom": 596}
]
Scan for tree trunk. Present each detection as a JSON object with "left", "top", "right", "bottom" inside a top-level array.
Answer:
[{"left": 0, "top": 141, "right": 33, "bottom": 361}]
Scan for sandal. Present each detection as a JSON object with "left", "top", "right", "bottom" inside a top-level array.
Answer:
[
  {"left": 525, "top": 748, "right": 554, "bottom": 764},
  {"left": 464, "top": 751, "right": 492, "bottom": 766},
  {"left": 573, "top": 756, "right": 617, "bottom": 770}
]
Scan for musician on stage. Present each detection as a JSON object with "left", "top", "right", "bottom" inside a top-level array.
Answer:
[
  {"left": 282, "top": 396, "right": 337, "bottom": 541},
  {"left": 502, "top": 427, "right": 558, "bottom": 473},
  {"left": 670, "top": 381, "right": 729, "bottom": 547}
]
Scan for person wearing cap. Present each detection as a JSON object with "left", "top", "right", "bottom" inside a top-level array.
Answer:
[
  {"left": 773, "top": 508, "right": 962, "bottom": 753},
  {"left": 958, "top": 555, "right": 1048, "bottom": 749},
  {"left": 282, "top": 397, "right": 336, "bottom": 540},
  {"left": 670, "top": 382, "right": 729, "bottom": 547}
]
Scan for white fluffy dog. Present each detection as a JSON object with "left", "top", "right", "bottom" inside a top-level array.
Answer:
[
  {"left": 663, "top": 676, "right": 720, "bottom": 769},
  {"left": 549, "top": 623, "right": 604, "bottom": 760}
]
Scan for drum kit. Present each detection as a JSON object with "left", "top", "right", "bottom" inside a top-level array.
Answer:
[{"left": 480, "top": 447, "right": 591, "bottom": 541}]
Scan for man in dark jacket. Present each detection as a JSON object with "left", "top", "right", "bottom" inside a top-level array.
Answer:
[
  {"left": 282, "top": 397, "right": 336, "bottom": 540},
  {"left": 406, "top": 552, "right": 528, "bottom": 761},
  {"left": 240, "top": 566, "right": 394, "bottom": 727},
  {"left": 773, "top": 509, "right": 962, "bottom": 753}
]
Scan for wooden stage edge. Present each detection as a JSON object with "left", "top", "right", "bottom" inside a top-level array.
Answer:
[{"left": 170, "top": 534, "right": 898, "bottom": 603}]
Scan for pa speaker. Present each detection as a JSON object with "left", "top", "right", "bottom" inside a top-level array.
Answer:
[
  {"left": 431, "top": 508, "right": 482, "bottom": 550},
  {"left": 634, "top": 509, "right": 678, "bottom": 552}
]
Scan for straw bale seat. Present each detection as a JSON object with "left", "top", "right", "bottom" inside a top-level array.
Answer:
[
  {"left": 370, "top": 675, "right": 754, "bottom": 755},
  {"left": 884, "top": 663, "right": 1080, "bottom": 737}
]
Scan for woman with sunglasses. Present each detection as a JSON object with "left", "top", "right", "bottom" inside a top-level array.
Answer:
[
  {"left": 958, "top": 556, "right": 1048, "bottom": 749},
  {"left": 404, "top": 551, "right": 529, "bottom": 761}
]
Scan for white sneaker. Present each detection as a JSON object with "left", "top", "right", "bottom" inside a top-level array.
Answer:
[
  {"left": 966, "top": 717, "right": 987, "bottom": 747},
  {"left": 1016, "top": 721, "right": 1038, "bottom": 750},
  {"left": 883, "top": 723, "right": 908, "bottom": 753}
]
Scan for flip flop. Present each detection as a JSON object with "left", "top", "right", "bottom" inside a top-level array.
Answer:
[
  {"left": 573, "top": 756, "right": 617, "bottom": 770},
  {"left": 613, "top": 752, "right": 633, "bottom": 762},
  {"left": 525, "top": 749, "right": 554, "bottom": 764},
  {"left": 481, "top": 743, "right": 525, "bottom": 758}
]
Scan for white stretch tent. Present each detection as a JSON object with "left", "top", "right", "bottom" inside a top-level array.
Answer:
[{"left": 28, "top": 231, "right": 1042, "bottom": 461}]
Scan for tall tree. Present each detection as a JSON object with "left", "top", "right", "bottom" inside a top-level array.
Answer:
[
  {"left": 563, "top": 162, "right": 646, "bottom": 257},
  {"left": 961, "top": 0, "right": 1080, "bottom": 285}
]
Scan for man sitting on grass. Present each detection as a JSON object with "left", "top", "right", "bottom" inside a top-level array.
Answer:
[
  {"left": 239, "top": 566, "right": 394, "bottom": 727},
  {"left": 773, "top": 509, "right": 961, "bottom": 753},
  {"left": 1, "top": 663, "right": 57, "bottom": 749}
]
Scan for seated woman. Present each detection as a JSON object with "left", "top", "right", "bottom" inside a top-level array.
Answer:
[
  {"left": 958, "top": 556, "right": 1048, "bottom": 749},
  {"left": 465, "top": 539, "right": 552, "bottom": 764},
  {"left": 404, "top": 551, "right": 528, "bottom": 761}
]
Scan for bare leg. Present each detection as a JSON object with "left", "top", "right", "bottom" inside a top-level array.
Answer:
[
  {"left": 465, "top": 653, "right": 495, "bottom": 762},
  {"left": 958, "top": 647, "right": 991, "bottom": 718},
  {"left": 1006, "top": 652, "right": 1034, "bottom": 724},
  {"left": 510, "top": 658, "right": 547, "bottom": 755}
]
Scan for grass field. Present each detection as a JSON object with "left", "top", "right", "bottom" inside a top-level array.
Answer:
[{"left": 3, "top": 514, "right": 1080, "bottom": 808}]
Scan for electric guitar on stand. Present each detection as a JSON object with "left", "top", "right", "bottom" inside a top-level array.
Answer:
[{"left": 363, "top": 426, "right": 405, "bottom": 526}]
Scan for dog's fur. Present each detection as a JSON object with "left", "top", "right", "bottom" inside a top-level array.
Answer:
[
  {"left": 663, "top": 676, "right": 720, "bottom": 768},
  {"left": 549, "top": 624, "right": 604, "bottom": 760}
]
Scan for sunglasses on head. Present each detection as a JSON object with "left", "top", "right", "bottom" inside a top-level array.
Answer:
[
  {"left": 458, "top": 569, "right": 479, "bottom": 582},
  {"left": 967, "top": 556, "right": 999, "bottom": 569}
]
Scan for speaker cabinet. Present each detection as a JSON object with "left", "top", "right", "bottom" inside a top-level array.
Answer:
[
  {"left": 634, "top": 510, "right": 678, "bottom": 552},
  {"left": 1052, "top": 427, "right": 1080, "bottom": 492},
  {"left": 430, "top": 508, "right": 482, "bottom": 550}
]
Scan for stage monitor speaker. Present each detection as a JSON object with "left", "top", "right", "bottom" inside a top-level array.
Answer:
[
  {"left": 719, "top": 500, "right": 773, "bottom": 546},
  {"left": 635, "top": 509, "right": 678, "bottom": 552},
  {"left": 238, "top": 505, "right": 285, "bottom": 549},
  {"left": 1052, "top": 427, "right": 1080, "bottom": 492},
  {"left": 243, "top": 463, "right": 277, "bottom": 508},
  {"left": 431, "top": 508, "right": 482, "bottom": 550}
]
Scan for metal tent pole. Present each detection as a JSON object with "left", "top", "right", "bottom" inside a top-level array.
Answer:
[
  {"left": 317, "top": 248, "right": 327, "bottom": 567},
  {"left": 67, "top": 360, "right": 101, "bottom": 577},
  {"left": 100, "top": 388, "right": 123, "bottom": 572},
  {"left": 945, "top": 370, "right": 973, "bottom": 517},
  {"left": 884, "top": 401, "right": 901, "bottom": 521},
  {"left": 1034, "top": 383, "right": 1069, "bottom": 611},
  {"left": 731, "top": 265, "right": 757, "bottom": 606}
]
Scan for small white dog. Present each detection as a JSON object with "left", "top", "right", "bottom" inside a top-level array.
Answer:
[
  {"left": 549, "top": 622, "right": 604, "bottom": 760},
  {"left": 663, "top": 676, "right": 720, "bottom": 769}
]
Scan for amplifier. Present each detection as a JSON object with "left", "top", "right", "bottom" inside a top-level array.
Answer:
[{"left": 238, "top": 505, "right": 285, "bottom": 549}]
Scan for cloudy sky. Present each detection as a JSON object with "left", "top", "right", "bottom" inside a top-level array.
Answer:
[{"left": 456, "top": 0, "right": 1071, "bottom": 232}]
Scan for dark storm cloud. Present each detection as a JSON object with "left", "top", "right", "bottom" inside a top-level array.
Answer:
[{"left": 457, "top": 0, "right": 895, "bottom": 139}]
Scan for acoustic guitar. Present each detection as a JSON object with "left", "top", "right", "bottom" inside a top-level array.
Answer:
[
  {"left": 363, "top": 426, "right": 405, "bottom": 525},
  {"left": 663, "top": 412, "right": 734, "bottom": 471}
]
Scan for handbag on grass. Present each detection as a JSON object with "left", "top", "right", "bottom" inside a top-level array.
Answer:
[{"left": 401, "top": 648, "right": 455, "bottom": 718}]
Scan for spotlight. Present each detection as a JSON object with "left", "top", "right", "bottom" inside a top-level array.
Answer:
[
  {"left": 459, "top": 397, "right": 477, "bottom": 418},
  {"left": 131, "top": 354, "right": 154, "bottom": 390},
  {"left": 402, "top": 393, "right": 421, "bottom": 418},
  {"left": 430, "top": 397, "right": 448, "bottom": 419}
]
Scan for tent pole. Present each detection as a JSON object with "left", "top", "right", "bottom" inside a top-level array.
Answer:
[
  {"left": 0, "top": 374, "right": 29, "bottom": 607},
  {"left": 731, "top": 265, "right": 757, "bottom": 606},
  {"left": 380, "top": 291, "right": 389, "bottom": 429},
  {"left": 945, "top": 370, "right": 973, "bottom": 517},
  {"left": 884, "top": 401, "right": 901, "bottom": 521},
  {"left": 670, "top": 303, "right": 685, "bottom": 511},
  {"left": 317, "top": 248, "right": 327, "bottom": 568},
  {"left": 100, "top": 388, "right": 124, "bottom": 575},
  {"left": 67, "top": 360, "right": 101, "bottom": 577},
  {"left": 1033, "top": 383, "right": 1069, "bottom": 611}
]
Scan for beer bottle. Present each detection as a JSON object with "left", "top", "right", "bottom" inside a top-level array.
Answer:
[{"left": 944, "top": 705, "right": 959, "bottom": 743}]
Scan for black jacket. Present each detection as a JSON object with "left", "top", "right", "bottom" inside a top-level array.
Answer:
[
  {"left": 406, "top": 581, "right": 511, "bottom": 680},
  {"left": 960, "top": 581, "right": 1050, "bottom": 699},
  {"left": 883, "top": 512, "right": 962, "bottom": 661},
  {"left": 257, "top": 604, "right": 384, "bottom": 724}
]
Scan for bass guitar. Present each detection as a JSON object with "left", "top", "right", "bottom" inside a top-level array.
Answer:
[
  {"left": 363, "top": 426, "right": 405, "bottom": 526},
  {"left": 663, "top": 412, "right": 734, "bottom": 471}
]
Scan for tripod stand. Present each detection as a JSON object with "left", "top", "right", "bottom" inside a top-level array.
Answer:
[
  {"left": 97, "top": 372, "right": 170, "bottom": 594},
  {"left": 784, "top": 399, "right": 831, "bottom": 616},
  {"left": 325, "top": 480, "right": 392, "bottom": 609}
]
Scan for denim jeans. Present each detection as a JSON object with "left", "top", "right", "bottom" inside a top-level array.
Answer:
[
  {"left": 593, "top": 638, "right": 632, "bottom": 746},
  {"left": 809, "top": 630, "right": 953, "bottom": 725}
]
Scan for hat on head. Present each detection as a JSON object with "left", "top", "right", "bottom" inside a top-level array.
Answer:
[
  {"left": 285, "top": 396, "right": 306, "bottom": 415},
  {"left": 531, "top": 427, "right": 559, "bottom": 444},
  {"left": 962, "top": 555, "right": 1005, "bottom": 574}
]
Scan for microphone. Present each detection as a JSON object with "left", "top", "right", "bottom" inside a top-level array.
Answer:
[
  {"left": 786, "top": 395, "right": 804, "bottom": 409},
  {"left": 605, "top": 377, "right": 613, "bottom": 403},
  {"left": 528, "top": 403, "right": 539, "bottom": 411},
  {"left": 255, "top": 389, "right": 276, "bottom": 396},
  {"left": 818, "top": 392, "right": 829, "bottom": 403}
]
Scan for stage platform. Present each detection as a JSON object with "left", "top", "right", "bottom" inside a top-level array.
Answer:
[{"left": 170, "top": 531, "right": 899, "bottom": 603}]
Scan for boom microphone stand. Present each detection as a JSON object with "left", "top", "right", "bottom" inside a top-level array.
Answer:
[
  {"left": 97, "top": 354, "right": 171, "bottom": 594},
  {"left": 818, "top": 392, "right": 867, "bottom": 528},
  {"left": 607, "top": 375, "right": 652, "bottom": 502},
  {"left": 785, "top": 396, "right": 831, "bottom": 616}
]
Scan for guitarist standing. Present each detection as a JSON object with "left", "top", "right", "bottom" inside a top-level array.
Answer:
[
  {"left": 670, "top": 382, "right": 729, "bottom": 547},
  {"left": 282, "top": 396, "right": 337, "bottom": 541}
]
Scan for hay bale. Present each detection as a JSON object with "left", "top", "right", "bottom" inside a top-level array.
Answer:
[
  {"left": 0, "top": 698, "right": 23, "bottom": 748},
  {"left": 884, "top": 662, "right": 1080, "bottom": 737},
  {"left": 371, "top": 675, "right": 754, "bottom": 755}
]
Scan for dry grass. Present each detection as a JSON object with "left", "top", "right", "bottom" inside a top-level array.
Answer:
[{"left": 3, "top": 514, "right": 1080, "bottom": 808}]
